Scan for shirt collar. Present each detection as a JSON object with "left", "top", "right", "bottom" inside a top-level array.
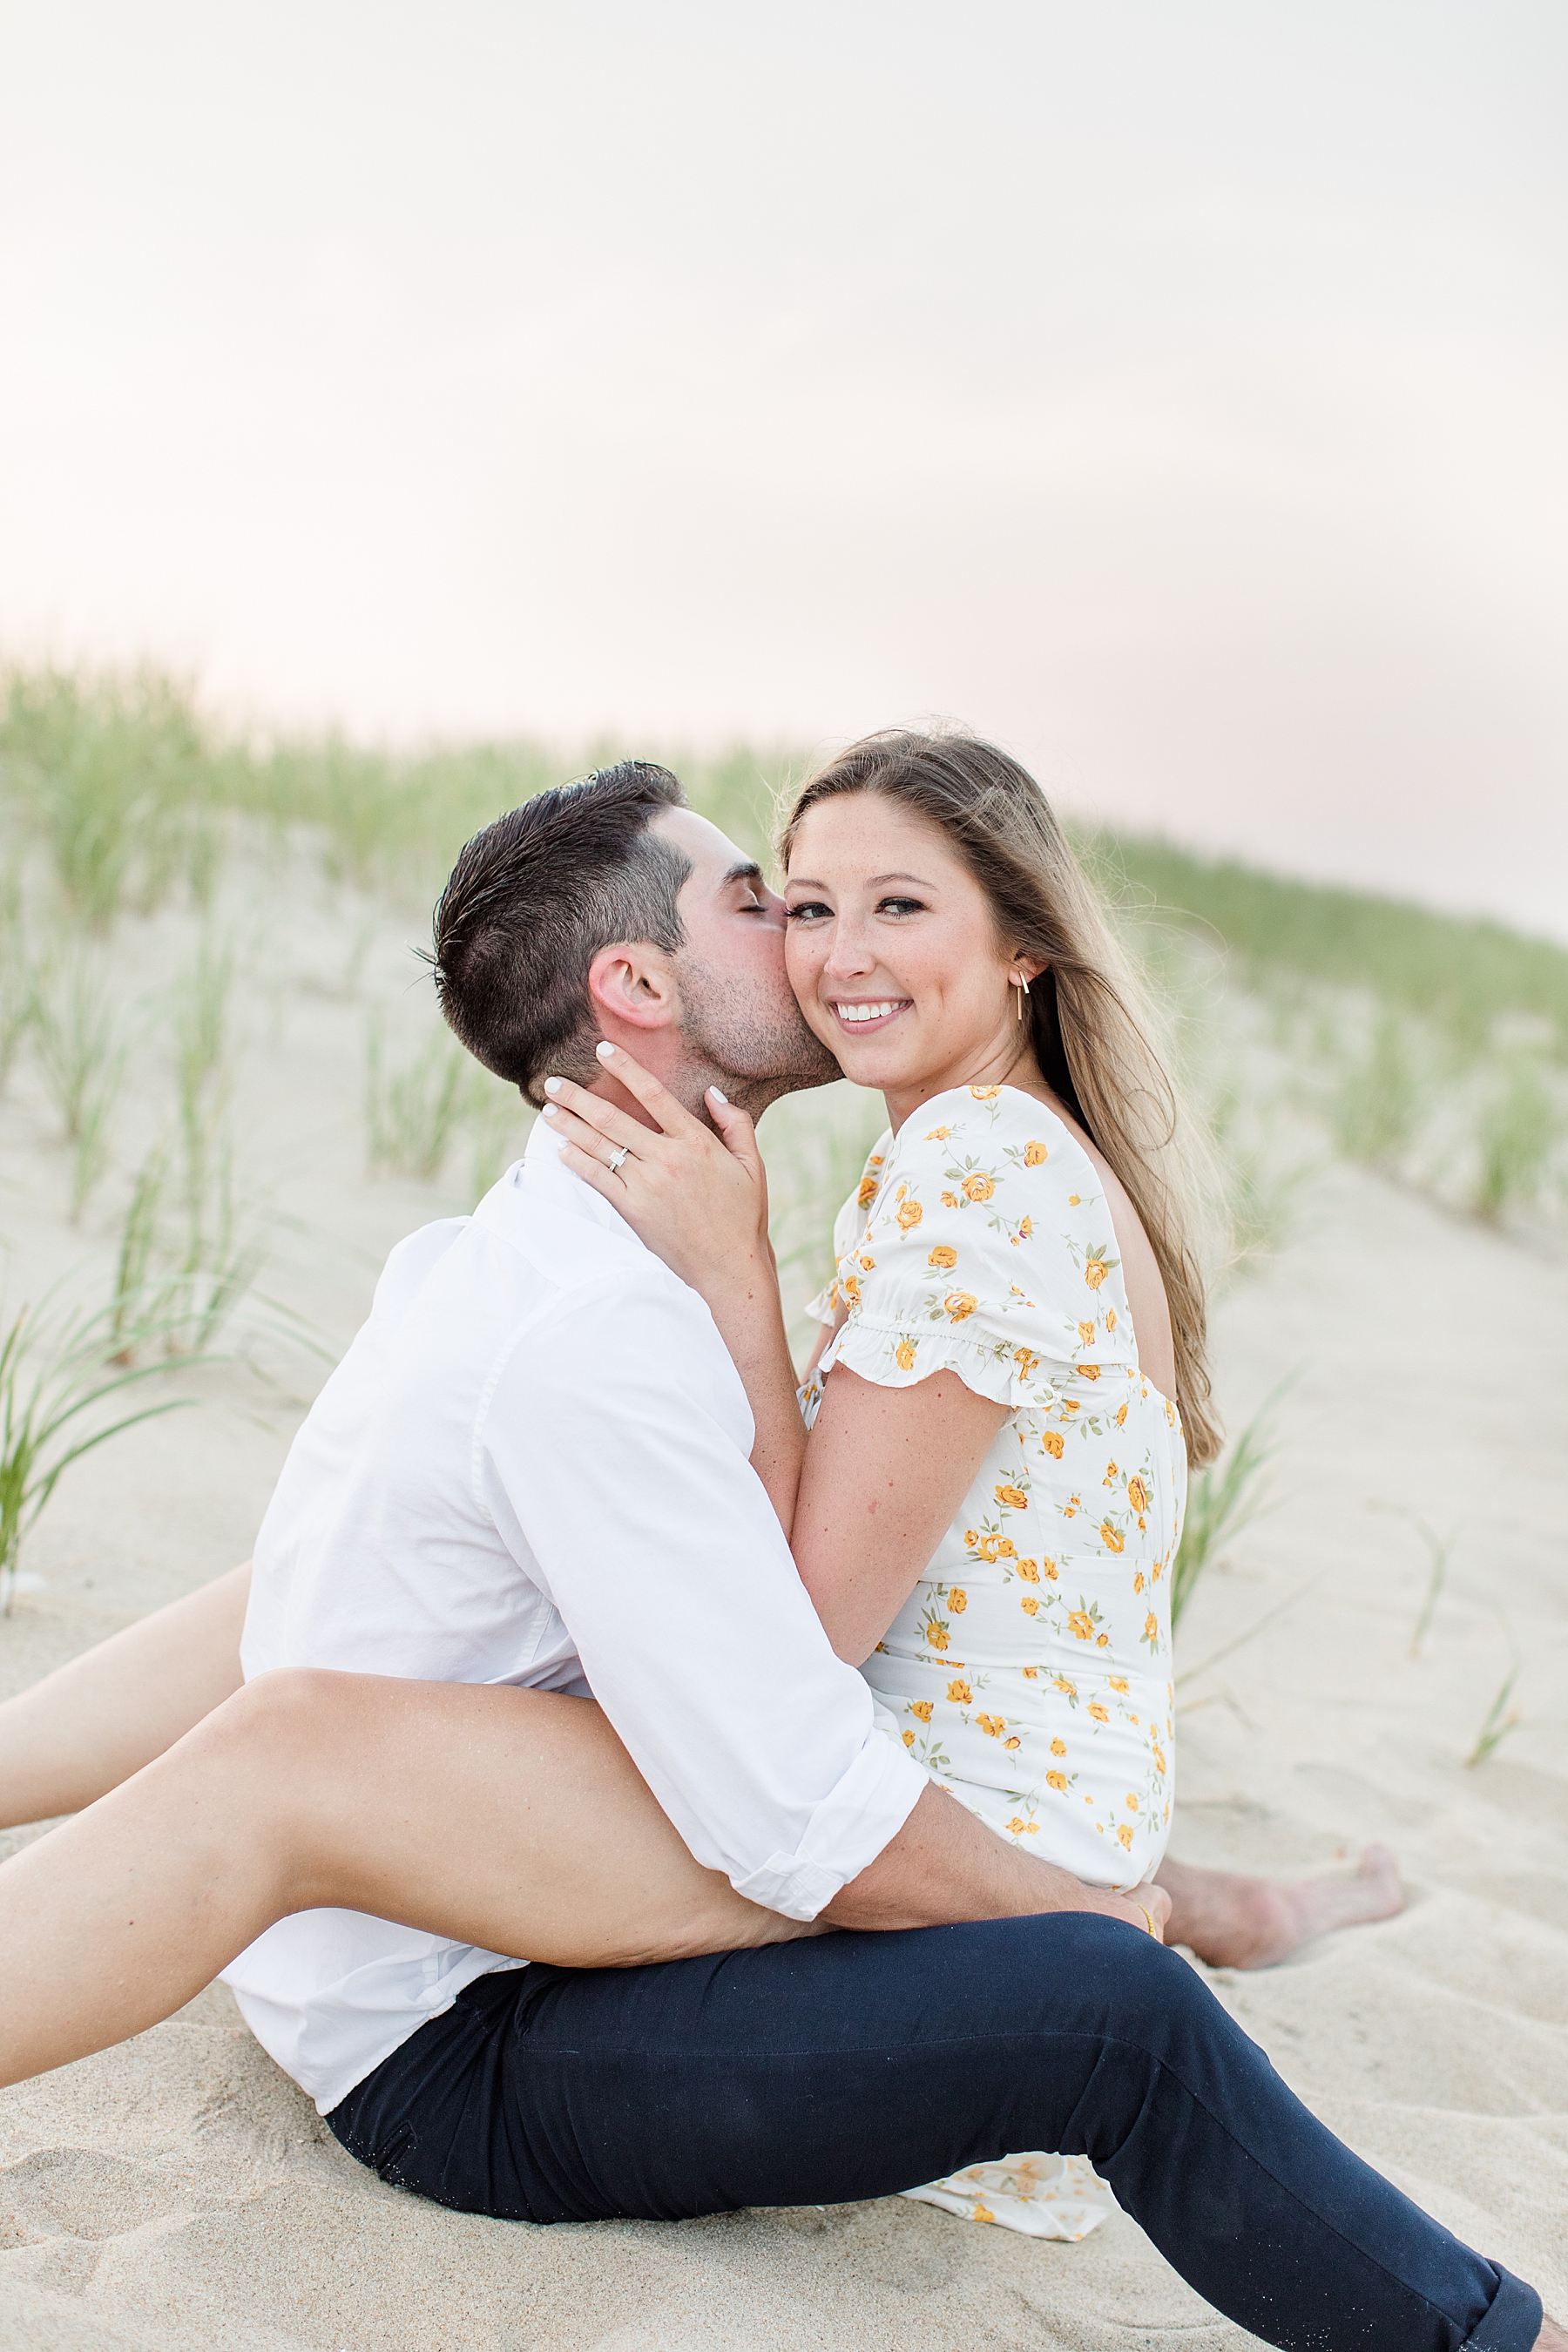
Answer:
[{"left": 521, "top": 1112, "right": 636, "bottom": 1237}]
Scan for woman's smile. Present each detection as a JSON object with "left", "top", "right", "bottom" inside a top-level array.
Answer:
[{"left": 829, "top": 997, "right": 912, "bottom": 1032}]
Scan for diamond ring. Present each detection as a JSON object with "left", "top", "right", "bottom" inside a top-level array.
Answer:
[{"left": 606, "top": 1145, "right": 630, "bottom": 1175}]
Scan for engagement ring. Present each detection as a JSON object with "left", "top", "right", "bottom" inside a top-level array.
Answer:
[{"left": 606, "top": 1145, "right": 630, "bottom": 1174}]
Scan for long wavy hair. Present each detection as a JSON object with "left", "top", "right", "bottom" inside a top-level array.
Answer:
[{"left": 781, "top": 727, "right": 1222, "bottom": 1468}]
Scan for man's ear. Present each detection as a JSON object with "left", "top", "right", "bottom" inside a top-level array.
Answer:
[{"left": 586, "top": 940, "right": 679, "bottom": 1034}]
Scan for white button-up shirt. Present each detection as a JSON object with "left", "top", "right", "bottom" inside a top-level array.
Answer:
[{"left": 222, "top": 1120, "right": 925, "bottom": 2112}]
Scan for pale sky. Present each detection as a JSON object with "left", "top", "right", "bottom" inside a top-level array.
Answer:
[{"left": 2, "top": 2, "right": 1565, "bottom": 936}]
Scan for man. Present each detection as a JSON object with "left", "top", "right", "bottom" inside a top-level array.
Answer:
[{"left": 0, "top": 763, "right": 1545, "bottom": 2349}]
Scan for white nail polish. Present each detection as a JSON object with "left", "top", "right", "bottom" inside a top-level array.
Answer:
[
  {"left": 542, "top": 1103, "right": 559, "bottom": 1119},
  {"left": 543, "top": 1076, "right": 563, "bottom": 1095},
  {"left": 710, "top": 1087, "right": 728, "bottom": 1105},
  {"left": 596, "top": 1040, "right": 616, "bottom": 1061}
]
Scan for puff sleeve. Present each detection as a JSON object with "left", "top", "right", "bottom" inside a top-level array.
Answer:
[{"left": 817, "top": 1087, "right": 1137, "bottom": 1410}]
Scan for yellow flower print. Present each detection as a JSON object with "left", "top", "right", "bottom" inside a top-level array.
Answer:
[
  {"left": 1046, "top": 1770, "right": 1069, "bottom": 1792},
  {"left": 896, "top": 1198, "right": 923, "bottom": 1232},
  {"left": 856, "top": 1175, "right": 878, "bottom": 1208},
  {"left": 895, "top": 1339, "right": 917, "bottom": 1371},
  {"left": 1133, "top": 1571, "right": 1146, "bottom": 1594},
  {"left": 1068, "top": 1193, "right": 1081, "bottom": 1206},
  {"left": 1096, "top": 1633, "right": 1110, "bottom": 1647},
  {"left": 1088, "top": 1700, "right": 1110, "bottom": 1724},
  {"left": 995, "top": 1484, "right": 1029, "bottom": 1511},
  {"left": 1078, "top": 1321, "right": 1097, "bottom": 1345},
  {"left": 970, "top": 1085, "right": 1001, "bottom": 1099},
  {"left": 1126, "top": 1793, "right": 1139, "bottom": 1811},
  {"left": 1043, "top": 1558, "right": 1060, "bottom": 1580},
  {"left": 1022, "top": 1665, "right": 1038, "bottom": 1680},
  {"left": 1115, "top": 1401, "right": 1128, "bottom": 1427},
  {"left": 841, "top": 1274, "right": 861, "bottom": 1306},
  {"left": 1081, "top": 1365, "right": 1101, "bottom": 1382},
  {"left": 963, "top": 1530, "right": 978, "bottom": 1546},
  {"left": 1117, "top": 1824, "right": 1134, "bottom": 1852},
  {"left": 1067, "top": 1610, "right": 1095, "bottom": 1642},
  {"left": 1144, "top": 1612, "right": 1159, "bottom": 1643},
  {"left": 961, "top": 1173, "right": 996, "bottom": 1203},
  {"left": 1103, "top": 1458, "right": 1119, "bottom": 1484},
  {"left": 858, "top": 1253, "right": 875, "bottom": 1271},
  {"left": 946, "top": 1678, "right": 973, "bottom": 1704},
  {"left": 1085, "top": 1260, "right": 1109, "bottom": 1291},
  {"left": 1042, "top": 1429, "right": 1065, "bottom": 1459},
  {"left": 1007, "top": 1816, "right": 1039, "bottom": 1837},
  {"left": 1003, "top": 1734, "right": 1021, "bottom": 1750},
  {"left": 1019, "top": 1595, "right": 1039, "bottom": 1616},
  {"left": 949, "top": 1587, "right": 969, "bottom": 1614},
  {"left": 1105, "top": 1308, "right": 1117, "bottom": 1333},
  {"left": 976, "top": 1713, "right": 1005, "bottom": 1739},
  {"left": 910, "top": 1700, "right": 933, "bottom": 1722},
  {"left": 1100, "top": 1521, "right": 1125, "bottom": 1552},
  {"left": 1016, "top": 1558, "right": 1040, "bottom": 1584},
  {"left": 1107, "top": 1676, "right": 1129, "bottom": 1694},
  {"left": 926, "top": 1621, "right": 950, "bottom": 1652},
  {"left": 1127, "top": 1475, "right": 1150, "bottom": 1513},
  {"left": 902, "top": 1729, "right": 916, "bottom": 1747},
  {"left": 940, "top": 1190, "right": 959, "bottom": 1207},
  {"left": 924, "top": 1125, "right": 950, "bottom": 1141},
  {"left": 1152, "top": 1744, "right": 1167, "bottom": 1774},
  {"left": 943, "top": 1289, "right": 977, "bottom": 1322},
  {"left": 1024, "top": 1140, "right": 1048, "bottom": 1166},
  {"left": 1052, "top": 1674, "right": 1077, "bottom": 1699},
  {"left": 928, "top": 1245, "right": 958, "bottom": 1270},
  {"left": 1014, "top": 1347, "right": 1040, "bottom": 1378}
]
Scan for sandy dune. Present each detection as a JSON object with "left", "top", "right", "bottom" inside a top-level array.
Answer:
[{"left": 1, "top": 923, "right": 1565, "bottom": 2348}]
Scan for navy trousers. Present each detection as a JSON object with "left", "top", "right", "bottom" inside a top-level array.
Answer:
[{"left": 328, "top": 1914, "right": 1540, "bottom": 2352}]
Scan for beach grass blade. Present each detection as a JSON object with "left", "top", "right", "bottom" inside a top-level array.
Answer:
[{"left": 0, "top": 1300, "right": 199, "bottom": 1612}]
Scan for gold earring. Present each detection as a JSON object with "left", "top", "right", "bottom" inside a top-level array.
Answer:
[{"left": 1014, "top": 972, "right": 1031, "bottom": 1021}]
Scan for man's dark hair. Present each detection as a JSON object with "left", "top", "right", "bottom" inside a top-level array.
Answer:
[{"left": 432, "top": 761, "right": 690, "bottom": 1102}]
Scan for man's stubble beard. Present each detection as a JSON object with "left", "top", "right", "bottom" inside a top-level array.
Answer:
[{"left": 673, "top": 952, "right": 841, "bottom": 1119}]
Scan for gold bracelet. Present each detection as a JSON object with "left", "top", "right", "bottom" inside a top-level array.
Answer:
[{"left": 1134, "top": 1901, "right": 1159, "bottom": 1939}]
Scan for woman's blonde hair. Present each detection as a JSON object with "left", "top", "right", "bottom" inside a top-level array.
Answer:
[{"left": 781, "top": 728, "right": 1222, "bottom": 1468}]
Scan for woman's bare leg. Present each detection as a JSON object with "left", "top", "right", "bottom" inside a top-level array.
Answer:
[
  {"left": 0, "top": 1565, "right": 250, "bottom": 1828},
  {"left": 0, "top": 1668, "right": 812, "bottom": 2088}
]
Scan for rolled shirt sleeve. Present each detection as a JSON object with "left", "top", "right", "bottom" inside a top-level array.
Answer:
[{"left": 480, "top": 1267, "right": 927, "bottom": 1919}]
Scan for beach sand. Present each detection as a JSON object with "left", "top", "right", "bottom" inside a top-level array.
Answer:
[{"left": 1, "top": 891, "right": 1565, "bottom": 2349}]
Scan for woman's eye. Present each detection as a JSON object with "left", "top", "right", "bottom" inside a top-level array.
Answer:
[
  {"left": 878, "top": 896, "right": 925, "bottom": 917},
  {"left": 785, "top": 901, "right": 831, "bottom": 923}
]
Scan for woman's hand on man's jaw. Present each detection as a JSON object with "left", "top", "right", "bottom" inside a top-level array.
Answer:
[{"left": 538, "top": 1043, "right": 774, "bottom": 1306}]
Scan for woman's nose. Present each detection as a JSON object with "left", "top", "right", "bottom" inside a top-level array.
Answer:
[{"left": 823, "top": 923, "right": 876, "bottom": 979}]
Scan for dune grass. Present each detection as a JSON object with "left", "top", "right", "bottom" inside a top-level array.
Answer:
[{"left": 1099, "top": 833, "right": 1568, "bottom": 1061}]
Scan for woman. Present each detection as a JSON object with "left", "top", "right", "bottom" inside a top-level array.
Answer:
[
  {"left": 542, "top": 729, "right": 1206, "bottom": 1904},
  {"left": 0, "top": 733, "right": 1544, "bottom": 2349}
]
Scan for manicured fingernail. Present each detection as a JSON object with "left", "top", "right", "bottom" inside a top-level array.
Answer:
[
  {"left": 543, "top": 1076, "right": 564, "bottom": 1094},
  {"left": 541, "top": 1103, "right": 560, "bottom": 1119},
  {"left": 708, "top": 1086, "right": 727, "bottom": 1105},
  {"left": 596, "top": 1040, "right": 616, "bottom": 1060}
]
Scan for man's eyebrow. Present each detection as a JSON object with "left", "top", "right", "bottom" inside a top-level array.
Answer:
[{"left": 720, "top": 859, "right": 764, "bottom": 889}]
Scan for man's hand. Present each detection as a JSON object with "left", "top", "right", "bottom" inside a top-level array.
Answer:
[{"left": 824, "top": 1783, "right": 1172, "bottom": 1942}]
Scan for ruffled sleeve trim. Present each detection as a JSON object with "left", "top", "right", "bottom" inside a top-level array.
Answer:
[{"left": 820, "top": 1311, "right": 1058, "bottom": 1413}]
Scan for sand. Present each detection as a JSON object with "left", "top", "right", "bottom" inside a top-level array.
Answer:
[{"left": 1, "top": 882, "right": 1565, "bottom": 2349}]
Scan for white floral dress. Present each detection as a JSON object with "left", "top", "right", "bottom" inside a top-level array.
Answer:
[
  {"left": 806, "top": 1081, "right": 1186, "bottom": 1890},
  {"left": 803, "top": 1082, "right": 1188, "bottom": 2240}
]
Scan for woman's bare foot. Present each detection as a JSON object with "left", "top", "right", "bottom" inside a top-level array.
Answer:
[{"left": 1154, "top": 1844, "right": 1403, "bottom": 1970}]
